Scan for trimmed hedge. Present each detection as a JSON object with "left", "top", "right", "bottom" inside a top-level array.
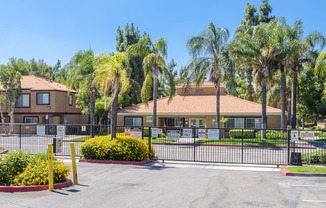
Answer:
[
  {"left": 302, "top": 150, "right": 326, "bottom": 164},
  {"left": 229, "top": 129, "right": 255, "bottom": 138},
  {"left": 79, "top": 135, "right": 155, "bottom": 161},
  {"left": 256, "top": 130, "right": 287, "bottom": 140}
]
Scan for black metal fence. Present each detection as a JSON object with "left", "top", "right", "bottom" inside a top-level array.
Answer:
[{"left": 1, "top": 124, "right": 325, "bottom": 166}]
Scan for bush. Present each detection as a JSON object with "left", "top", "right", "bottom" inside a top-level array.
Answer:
[
  {"left": 80, "top": 135, "right": 155, "bottom": 161},
  {"left": 0, "top": 152, "right": 71, "bottom": 186},
  {"left": 304, "top": 122, "right": 315, "bottom": 128},
  {"left": 229, "top": 129, "right": 255, "bottom": 138},
  {"left": 256, "top": 130, "right": 287, "bottom": 140},
  {"left": 302, "top": 150, "right": 326, "bottom": 164}
]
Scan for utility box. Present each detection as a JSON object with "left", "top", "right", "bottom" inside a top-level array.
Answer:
[
  {"left": 290, "top": 152, "right": 302, "bottom": 166},
  {"left": 53, "top": 138, "right": 63, "bottom": 154}
]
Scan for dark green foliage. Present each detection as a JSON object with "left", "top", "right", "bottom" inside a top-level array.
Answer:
[
  {"left": 229, "top": 129, "right": 255, "bottom": 138},
  {"left": 256, "top": 130, "right": 287, "bottom": 140},
  {"left": 302, "top": 150, "right": 326, "bottom": 164}
]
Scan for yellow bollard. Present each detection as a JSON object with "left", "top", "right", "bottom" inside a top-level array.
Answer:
[
  {"left": 70, "top": 143, "right": 78, "bottom": 184},
  {"left": 48, "top": 143, "right": 54, "bottom": 191}
]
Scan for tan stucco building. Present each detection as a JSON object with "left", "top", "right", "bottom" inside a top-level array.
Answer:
[
  {"left": 117, "top": 82, "right": 282, "bottom": 129},
  {"left": 0, "top": 76, "right": 88, "bottom": 125}
]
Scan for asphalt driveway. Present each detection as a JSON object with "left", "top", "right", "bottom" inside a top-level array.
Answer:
[{"left": 1, "top": 161, "right": 326, "bottom": 208}]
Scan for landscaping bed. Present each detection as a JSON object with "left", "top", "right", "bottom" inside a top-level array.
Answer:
[
  {"left": 79, "top": 135, "right": 155, "bottom": 163},
  {"left": 281, "top": 165, "right": 326, "bottom": 176},
  {"left": 0, "top": 151, "right": 71, "bottom": 191},
  {"left": 0, "top": 147, "right": 7, "bottom": 154}
]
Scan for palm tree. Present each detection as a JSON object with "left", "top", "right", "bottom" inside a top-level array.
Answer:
[
  {"left": 315, "top": 51, "right": 326, "bottom": 77},
  {"left": 231, "top": 20, "right": 287, "bottom": 136},
  {"left": 186, "top": 22, "right": 229, "bottom": 128},
  {"left": 128, "top": 36, "right": 175, "bottom": 127},
  {"left": 66, "top": 49, "right": 96, "bottom": 137},
  {"left": 93, "top": 52, "right": 129, "bottom": 139}
]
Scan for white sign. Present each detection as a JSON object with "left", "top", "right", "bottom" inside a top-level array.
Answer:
[
  {"left": 291, "top": 130, "right": 299, "bottom": 141},
  {"left": 81, "top": 126, "right": 87, "bottom": 132},
  {"left": 46, "top": 114, "right": 49, "bottom": 120},
  {"left": 54, "top": 138, "right": 63, "bottom": 153},
  {"left": 300, "top": 131, "right": 314, "bottom": 138},
  {"left": 152, "top": 128, "right": 158, "bottom": 137},
  {"left": 57, "top": 125, "right": 66, "bottom": 137},
  {"left": 208, "top": 129, "right": 220, "bottom": 140},
  {"left": 37, "top": 125, "right": 46, "bottom": 135},
  {"left": 125, "top": 127, "right": 142, "bottom": 139},
  {"left": 167, "top": 130, "right": 180, "bottom": 140},
  {"left": 158, "top": 128, "right": 163, "bottom": 134},
  {"left": 183, "top": 129, "right": 192, "bottom": 138},
  {"left": 198, "top": 129, "right": 206, "bottom": 139}
]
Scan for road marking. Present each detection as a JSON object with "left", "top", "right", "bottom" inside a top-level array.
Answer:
[
  {"left": 292, "top": 185, "right": 326, "bottom": 188},
  {"left": 302, "top": 200, "right": 326, "bottom": 203}
]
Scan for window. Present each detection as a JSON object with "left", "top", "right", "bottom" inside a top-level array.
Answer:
[
  {"left": 69, "top": 94, "right": 73, "bottom": 106},
  {"left": 16, "top": 94, "right": 30, "bottom": 107},
  {"left": 146, "top": 116, "right": 152, "bottom": 122},
  {"left": 125, "top": 117, "right": 142, "bottom": 126},
  {"left": 226, "top": 118, "right": 244, "bottom": 129},
  {"left": 24, "top": 117, "right": 38, "bottom": 124},
  {"left": 167, "top": 118, "right": 184, "bottom": 127},
  {"left": 246, "top": 118, "right": 262, "bottom": 129},
  {"left": 3, "top": 117, "right": 10, "bottom": 123},
  {"left": 37, "top": 93, "right": 50, "bottom": 105}
]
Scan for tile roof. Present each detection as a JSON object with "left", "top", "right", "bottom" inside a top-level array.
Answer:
[
  {"left": 176, "top": 81, "right": 226, "bottom": 88},
  {"left": 118, "top": 94, "right": 281, "bottom": 115},
  {"left": 0, "top": 75, "right": 77, "bottom": 92}
]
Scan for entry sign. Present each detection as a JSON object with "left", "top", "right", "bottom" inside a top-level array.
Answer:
[
  {"left": 291, "top": 130, "right": 299, "bottom": 141},
  {"left": 37, "top": 125, "right": 46, "bottom": 135},
  {"left": 152, "top": 128, "right": 158, "bottom": 137},
  {"left": 300, "top": 131, "right": 314, "bottom": 138},
  {"left": 81, "top": 126, "right": 87, "bottom": 132},
  {"left": 57, "top": 125, "right": 66, "bottom": 137},
  {"left": 158, "top": 129, "right": 163, "bottom": 134},
  {"left": 208, "top": 129, "right": 220, "bottom": 140},
  {"left": 183, "top": 129, "right": 192, "bottom": 138},
  {"left": 167, "top": 130, "right": 180, "bottom": 140},
  {"left": 198, "top": 129, "right": 206, "bottom": 139},
  {"left": 124, "top": 127, "right": 142, "bottom": 139}
]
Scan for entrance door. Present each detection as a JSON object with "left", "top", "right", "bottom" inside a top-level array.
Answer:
[{"left": 189, "top": 118, "right": 206, "bottom": 137}]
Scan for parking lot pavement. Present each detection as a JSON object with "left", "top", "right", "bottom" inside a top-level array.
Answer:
[{"left": 1, "top": 161, "right": 326, "bottom": 208}]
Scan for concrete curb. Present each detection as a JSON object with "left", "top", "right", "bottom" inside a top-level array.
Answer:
[
  {"left": 79, "top": 158, "right": 155, "bottom": 165},
  {"left": 0, "top": 178, "right": 72, "bottom": 192},
  {"left": 0, "top": 148, "right": 8, "bottom": 154},
  {"left": 281, "top": 165, "right": 326, "bottom": 177}
]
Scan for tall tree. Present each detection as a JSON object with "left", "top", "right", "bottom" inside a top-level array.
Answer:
[
  {"left": 66, "top": 49, "right": 97, "bottom": 136},
  {"left": 186, "top": 22, "right": 229, "bottom": 128},
  {"left": 258, "top": 0, "right": 275, "bottom": 23},
  {"left": 93, "top": 52, "right": 129, "bottom": 139},
  {"left": 128, "top": 36, "right": 175, "bottom": 127},
  {"left": 0, "top": 65, "right": 22, "bottom": 133}
]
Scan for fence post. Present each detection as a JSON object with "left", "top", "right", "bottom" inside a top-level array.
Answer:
[
  {"left": 241, "top": 129, "right": 244, "bottom": 164},
  {"left": 193, "top": 127, "right": 196, "bottom": 162},
  {"left": 287, "top": 129, "right": 290, "bottom": 165},
  {"left": 148, "top": 127, "right": 152, "bottom": 159},
  {"left": 19, "top": 124, "right": 22, "bottom": 150}
]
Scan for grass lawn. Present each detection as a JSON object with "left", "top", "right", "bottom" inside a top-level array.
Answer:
[
  {"left": 69, "top": 136, "right": 90, "bottom": 141},
  {"left": 195, "top": 138, "right": 294, "bottom": 147},
  {"left": 286, "top": 166, "right": 326, "bottom": 173},
  {"left": 315, "top": 133, "right": 326, "bottom": 139},
  {"left": 144, "top": 137, "right": 177, "bottom": 143}
]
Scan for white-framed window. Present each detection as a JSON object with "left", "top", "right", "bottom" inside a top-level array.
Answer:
[
  {"left": 146, "top": 116, "right": 152, "bottom": 123},
  {"left": 226, "top": 118, "right": 244, "bottom": 129},
  {"left": 246, "top": 118, "right": 262, "bottom": 129},
  {"left": 37, "top": 93, "right": 50, "bottom": 105},
  {"left": 69, "top": 94, "right": 73, "bottom": 106},
  {"left": 24, "top": 117, "right": 38, "bottom": 124},
  {"left": 16, "top": 94, "right": 30, "bottom": 107},
  {"left": 125, "top": 117, "right": 142, "bottom": 126}
]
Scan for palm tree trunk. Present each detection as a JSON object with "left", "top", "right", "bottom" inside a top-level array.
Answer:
[
  {"left": 111, "top": 86, "right": 119, "bottom": 139},
  {"left": 216, "top": 80, "right": 220, "bottom": 128},
  {"left": 153, "top": 77, "right": 158, "bottom": 127},
  {"left": 262, "top": 78, "right": 267, "bottom": 138},
  {"left": 287, "top": 99, "right": 291, "bottom": 126},
  {"left": 291, "top": 71, "right": 297, "bottom": 129},
  {"left": 248, "top": 69, "right": 253, "bottom": 101},
  {"left": 280, "top": 65, "right": 286, "bottom": 129},
  {"left": 90, "top": 88, "right": 95, "bottom": 137}
]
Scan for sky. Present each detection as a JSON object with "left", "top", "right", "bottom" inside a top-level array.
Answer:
[{"left": 0, "top": 0, "right": 325, "bottom": 73}]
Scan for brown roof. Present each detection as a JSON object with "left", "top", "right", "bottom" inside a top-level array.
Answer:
[
  {"left": 0, "top": 75, "right": 77, "bottom": 92},
  {"left": 176, "top": 81, "right": 226, "bottom": 88},
  {"left": 118, "top": 94, "right": 281, "bottom": 115}
]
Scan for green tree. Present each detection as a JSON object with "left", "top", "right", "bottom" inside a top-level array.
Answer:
[
  {"left": 186, "top": 22, "right": 229, "bottom": 128},
  {"left": 128, "top": 36, "right": 176, "bottom": 127},
  {"left": 258, "top": 0, "right": 275, "bottom": 23},
  {"left": 0, "top": 65, "right": 22, "bottom": 133},
  {"left": 93, "top": 52, "right": 129, "bottom": 138}
]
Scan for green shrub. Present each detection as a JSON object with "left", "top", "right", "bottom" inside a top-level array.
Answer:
[
  {"left": 304, "top": 122, "right": 315, "bottom": 128},
  {"left": 302, "top": 150, "right": 326, "bottom": 164},
  {"left": 256, "top": 130, "right": 287, "bottom": 140},
  {"left": 79, "top": 135, "right": 155, "bottom": 161},
  {"left": 229, "top": 129, "right": 255, "bottom": 138}
]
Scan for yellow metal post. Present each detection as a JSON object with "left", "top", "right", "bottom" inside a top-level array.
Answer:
[
  {"left": 48, "top": 143, "right": 54, "bottom": 191},
  {"left": 70, "top": 143, "right": 78, "bottom": 184}
]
